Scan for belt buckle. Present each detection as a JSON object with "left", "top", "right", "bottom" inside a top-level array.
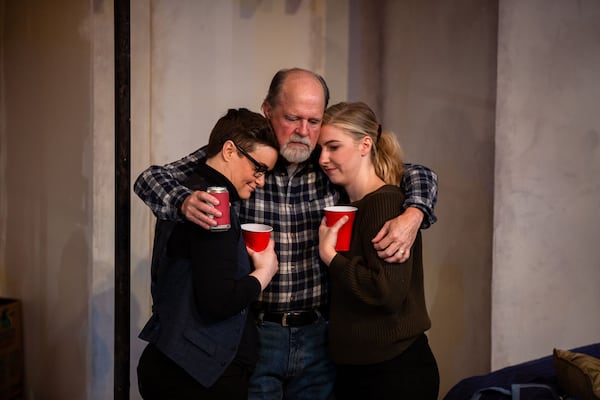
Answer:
[{"left": 281, "top": 312, "right": 289, "bottom": 327}]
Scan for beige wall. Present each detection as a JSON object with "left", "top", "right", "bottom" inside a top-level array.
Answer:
[
  {"left": 91, "top": 1, "right": 116, "bottom": 398},
  {"left": 1, "top": 0, "right": 94, "bottom": 398},
  {"left": 493, "top": 0, "right": 600, "bottom": 369},
  {"left": 1, "top": 1, "right": 598, "bottom": 399},
  {"left": 381, "top": 1, "right": 498, "bottom": 393}
]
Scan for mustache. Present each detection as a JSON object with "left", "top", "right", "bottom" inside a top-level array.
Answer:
[{"left": 287, "top": 134, "right": 312, "bottom": 146}]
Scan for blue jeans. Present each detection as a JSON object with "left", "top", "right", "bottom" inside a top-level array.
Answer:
[{"left": 248, "top": 317, "right": 336, "bottom": 400}]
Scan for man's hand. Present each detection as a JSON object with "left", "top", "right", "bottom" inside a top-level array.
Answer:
[
  {"left": 180, "top": 190, "right": 222, "bottom": 230},
  {"left": 372, "top": 207, "right": 424, "bottom": 263}
]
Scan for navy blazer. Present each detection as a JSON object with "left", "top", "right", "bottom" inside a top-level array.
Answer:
[
  {"left": 139, "top": 218, "right": 251, "bottom": 387},
  {"left": 139, "top": 165, "right": 256, "bottom": 387}
]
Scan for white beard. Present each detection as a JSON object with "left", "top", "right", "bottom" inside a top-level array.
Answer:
[
  {"left": 280, "top": 145, "right": 311, "bottom": 163},
  {"left": 280, "top": 135, "right": 313, "bottom": 163}
]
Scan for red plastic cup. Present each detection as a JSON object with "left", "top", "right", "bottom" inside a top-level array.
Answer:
[
  {"left": 241, "top": 223, "right": 273, "bottom": 252},
  {"left": 324, "top": 206, "right": 357, "bottom": 251}
]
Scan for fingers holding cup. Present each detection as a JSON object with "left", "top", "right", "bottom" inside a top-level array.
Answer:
[{"left": 324, "top": 206, "right": 357, "bottom": 251}]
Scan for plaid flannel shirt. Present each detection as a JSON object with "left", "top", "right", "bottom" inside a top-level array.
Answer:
[{"left": 134, "top": 147, "right": 438, "bottom": 312}]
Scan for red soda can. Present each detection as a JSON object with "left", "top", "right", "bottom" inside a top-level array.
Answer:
[{"left": 206, "top": 186, "right": 231, "bottom": 231}]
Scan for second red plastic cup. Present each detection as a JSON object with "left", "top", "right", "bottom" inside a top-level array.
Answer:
[
  {"left": 324, "top": 206, "right": 357, "bottom": 251},
  {"left": 241, "top": 223, "right": 273, "bottom": 252}
]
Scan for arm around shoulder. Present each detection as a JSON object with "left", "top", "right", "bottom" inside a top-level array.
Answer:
[{"left": 133, "top": 148, "right": 206, "bottom": 221}]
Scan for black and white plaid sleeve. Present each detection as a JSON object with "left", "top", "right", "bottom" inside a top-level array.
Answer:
[
  {"left": 133, "top": 147, "right": 207, "bottom": 221},
  {"left": 402, "top": 163, "right": 438, "bottom": 229}
]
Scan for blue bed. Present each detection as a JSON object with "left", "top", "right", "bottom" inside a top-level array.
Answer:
[{"left": 443, "top": 342, "right": 600, "bottom": 400}]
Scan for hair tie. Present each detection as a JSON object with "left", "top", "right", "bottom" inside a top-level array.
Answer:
[{"left": 376, "top": 124, "right": 382, "bottom": 143}]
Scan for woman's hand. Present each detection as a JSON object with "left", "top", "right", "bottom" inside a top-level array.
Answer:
[
  {"left": 248, "top": 239, "right": 279, "bottom": 290},
  {"left": 318, "top": 215, "right": 348, "bottom": 266}
]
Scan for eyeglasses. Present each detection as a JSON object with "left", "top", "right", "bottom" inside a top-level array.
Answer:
[{"left": 233, "top": 142, "right": 270, "bottom": 179}]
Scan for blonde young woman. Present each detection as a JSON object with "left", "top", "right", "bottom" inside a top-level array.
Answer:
[{"left": 318, "top": 102, "right": 439, "bottom": 399}]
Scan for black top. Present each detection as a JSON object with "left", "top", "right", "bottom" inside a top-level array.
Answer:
[{"left": 167, "top": 162, "right": 262, "bottom": 368}]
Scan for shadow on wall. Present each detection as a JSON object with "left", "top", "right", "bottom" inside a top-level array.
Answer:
[
  {"left": 417, "top": 105, "right": 495, "bottom": 397},
  {"left": 91, "top": 259, "right": 145, "bottom": 400},
  {"left": 92, "top": 274, "right": 113, "bottom": 399},
  {"left": 41, "top": 228, "right": 89, "bottom": 399},
  {"left": 428, "top": 260, "right": 466, "bottom": 396},
  {"left": 130, "top": 256, "right": 151, "bottom": 399}
]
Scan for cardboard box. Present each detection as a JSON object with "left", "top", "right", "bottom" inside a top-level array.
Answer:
[{"left": 0, "top": 298, "right": 24, "bottom": 400}]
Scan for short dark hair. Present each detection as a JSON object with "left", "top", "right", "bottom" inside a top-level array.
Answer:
[
  {"left": 206, "top": 108, "right": 278, "bottom": 158},
  {"left": 263, "top": 68, "right": 330, "bottom": 110}
]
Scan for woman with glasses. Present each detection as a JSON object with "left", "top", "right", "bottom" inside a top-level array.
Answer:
[{"left": 137, "top": 108, "right": 280, "bottom": 399}]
